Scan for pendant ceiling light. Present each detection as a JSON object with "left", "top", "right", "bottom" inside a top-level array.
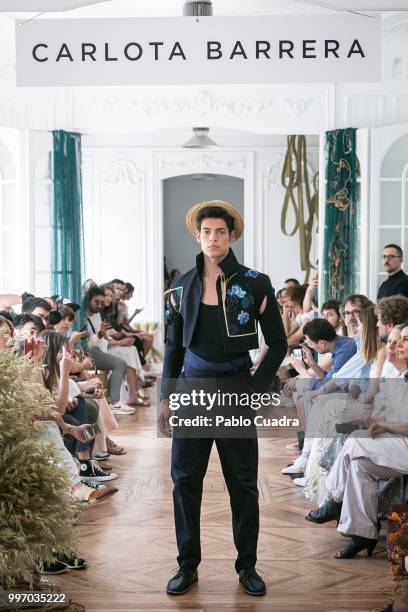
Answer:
[
  {"left": 183, "top": 127, "right": 218, "bottom": 148},
  {"left": 182, "top": 1, "right": 213, "bottom": 16}
]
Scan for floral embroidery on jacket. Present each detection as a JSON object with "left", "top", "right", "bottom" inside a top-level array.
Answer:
[
  {"left": 227, "top": 284, "right": 247, "bottom": 299},
  {"left": 237, "top": 311, "right": 250, "bottom": 325},
  {"left": 225, "top": 281, "right": 256, "bottom": 335},
  {"left": 245, "top": 269, "right": 259, "bottom": 278}
]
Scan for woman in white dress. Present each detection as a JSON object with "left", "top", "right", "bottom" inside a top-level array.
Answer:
[{"left": 305, "top": 323, "right": 408, "bottom": 559}]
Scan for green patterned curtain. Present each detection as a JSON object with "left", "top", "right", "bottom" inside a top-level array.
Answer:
[
  {"left": 322, "top": 128, "right": 360, "bottom": 302},
  {"left": 51, "top": 130, "right": 85, "bottom": 310}
]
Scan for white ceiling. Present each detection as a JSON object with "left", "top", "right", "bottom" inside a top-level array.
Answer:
[{"left": 2, "top": 0, "right": 407, "bottom": 19}]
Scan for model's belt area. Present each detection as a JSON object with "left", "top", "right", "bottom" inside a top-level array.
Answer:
[{"left": 183, "top": 348, "right": 252, "bottom": 379}]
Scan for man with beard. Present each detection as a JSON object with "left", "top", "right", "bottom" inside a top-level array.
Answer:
[{"left": 377, "top": 244, "right": 408, "bottom": 299}]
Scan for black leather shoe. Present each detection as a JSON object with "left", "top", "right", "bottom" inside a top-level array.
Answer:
[
  {"left": 239, "top": 568, "right": 266, "bottom": 596},
  {"left": 166, "top": 568, "right": 198, "bottom": 595}
]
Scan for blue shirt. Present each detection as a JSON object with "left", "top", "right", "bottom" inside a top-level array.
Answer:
[{"left": 311, "top": 335, "right": 357, "bottom": 390}]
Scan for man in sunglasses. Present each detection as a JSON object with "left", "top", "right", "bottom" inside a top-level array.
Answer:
[{"left": 377, "top": 243, "right": 408, "bottom": 299}]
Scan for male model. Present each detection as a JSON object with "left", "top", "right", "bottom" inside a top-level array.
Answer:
[{"left": 159, "top": 200, "right": 287, "bottom": 596}]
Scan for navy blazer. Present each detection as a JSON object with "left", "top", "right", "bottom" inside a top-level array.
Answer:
[{"left": 161, "top": 248, "right": 287, "bottom": 398}]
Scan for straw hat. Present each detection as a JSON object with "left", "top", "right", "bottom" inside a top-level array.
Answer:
[{"left": 185, "top": 200, "right": 244, "bottom": 240}]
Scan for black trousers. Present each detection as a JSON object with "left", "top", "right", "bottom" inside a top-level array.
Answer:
[{"left": 171, "top": 435, "right": 259, "bottom": 573}]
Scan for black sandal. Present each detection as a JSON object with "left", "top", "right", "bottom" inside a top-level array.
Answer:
[
  {"left": 334, "top": 535, "right": 377, "bottom": 559},
  {"left": 305, "top": 498, "right": 342, "bottom": 525}
]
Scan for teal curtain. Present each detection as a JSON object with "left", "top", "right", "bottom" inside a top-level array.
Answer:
[
  {"left": 51, "top": 130, "right": 85, "bottom": 311},
  {"left": 322, "top": 128, "right": 360, "bottom": 302}
]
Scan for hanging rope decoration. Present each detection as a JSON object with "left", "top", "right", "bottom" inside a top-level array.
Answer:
[{"left": 280, "top": 135, "right": 319, "bottom": 283}]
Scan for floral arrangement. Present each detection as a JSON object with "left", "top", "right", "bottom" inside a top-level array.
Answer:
[
  {"left": 388, "top": 506, "right": 408, "bottom": 580},
  {"left": 0, "top": 343, "right": 78, "bottom": 590}
]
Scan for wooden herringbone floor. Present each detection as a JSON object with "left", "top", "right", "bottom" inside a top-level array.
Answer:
[{"left": 51, "top": 382, "right": 396, "bottom": 612}]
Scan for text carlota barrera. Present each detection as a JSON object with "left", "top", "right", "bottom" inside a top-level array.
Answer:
[{"left": 31, "top": 39, "right": 366, "bottom": 63}]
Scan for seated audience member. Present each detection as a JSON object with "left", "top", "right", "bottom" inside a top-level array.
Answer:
[
  {"left": 275, "top": 288, "right": 286, "bottom": 314},
  {"left": 85, "top": 286, "right": 148, "bottom": 411},
  {"left": 113, "top": 279, "right": 154, "bottom": 367},
  {"left": 322, "top": 300, "right": 346, "bottom": 336},
  {"left": 282, "top": 284, "right": 308, "bottom": 342},
  {"left": 13, "top": 314, "right": 45, "bottom": 353},
  {"left": 341, "top": 294, "right": 373, "bottom": 338},
  {"left": 305, "top": 322, "right": 408, "bottom": 560},
  {"left": 106, "top": 282, "right": 154, "bottom": 379},
  {"left": 302, "top": 274, "right": 318, "bottom": 315},
  {"left": 282, "top": 319, "right": 357, "bottom": 476},
  {"left": 54, "top": 305, "right": 94, "bottom": 375},
  {"left": 285, "top": 318, "right": 357, "bottom": 399},
  {"left": 288, "top": 299, "right": 345, "bottom": 382},
  {"left": 55, "top": 303, "right": 126, "bottom": 457},
  {"left": 21, "top": 296, "right": 52, "bottom": 327},
  {"left": 377, "top": 244, "right": 408, "bottom": 299},
  {"left": 310, "top": 306, "right": 381, "bottom": 399},
  {"left": 296, "top": 307, "right": 383, "bottom": 496},
  {"left": 40, "top": 330, "right": 118, "bottom": 483},
  {"left": 377, "top": 295, "right": 408, "bottom": 343},
  {"left": 123, "top": 282, "right": 144, "bottom": 325},
  {"left": 85, "top": 286, "right": 127, "bottom": 410},
  {"left": 284, "top": 278, "right": 300, "bottom": 288}
]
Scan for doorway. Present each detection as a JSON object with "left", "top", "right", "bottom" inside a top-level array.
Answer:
[{"left": 163, "top": 173, "right": 244, "bottom": 283}]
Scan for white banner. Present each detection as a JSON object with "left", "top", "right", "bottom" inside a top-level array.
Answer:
[
  {"left": 16, "top": 15, "right": 381, "bottom": 87},
  {"left": 1, "top": 0, "right": 108, "bottom": 9}
]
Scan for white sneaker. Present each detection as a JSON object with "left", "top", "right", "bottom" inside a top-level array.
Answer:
[
  {"left": 110, "top": 403, "right": 135, "bottom": 415},
  {"left": 281, "top": 455, "right": 307, "bottom": 475},
  {"left": 293, "top": 477, "right": 306, "bottom": 487}
]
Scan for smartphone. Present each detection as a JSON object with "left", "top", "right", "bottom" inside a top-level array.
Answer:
[
  {"left": 292, "top": 347, "right": 303, "bottom": 360},
  {"left": 24, "top": 337, "right": 35, "bottom": 355},
  {"left": 83, "top": 423, "right": 101, "bottom": 441},
  {"left": 80, "top": 324, "right": 88, "bottom": 332}
]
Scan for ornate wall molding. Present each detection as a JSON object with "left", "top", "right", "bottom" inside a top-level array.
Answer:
[
  {"left": 262, "top": 154, "right": 285, "bottom": 188},
  {"left": 262, "top": 152, "right": 316, "bottom": 189},
  {"left": 159, "top": 153, "right": 248, "bottom": 174},
  {"left": 103, "top": 158, "right": 144, "bottom": 185},
  {"left": 132, "top": 89, "right": 274, "bottom": 118},
  {"left": 91, "top": 98, "right": 119, "bottom": 118},
  {"left": 382, "top": 17, "right": 408, "bottom": 35},
  {"left": 284, "top": 98, "right": 312, "bottom": 118}
]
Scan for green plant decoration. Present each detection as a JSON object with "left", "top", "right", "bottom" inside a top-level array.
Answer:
[{"left": 0, "top": 345, "right": 79, "bottom": 591}]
